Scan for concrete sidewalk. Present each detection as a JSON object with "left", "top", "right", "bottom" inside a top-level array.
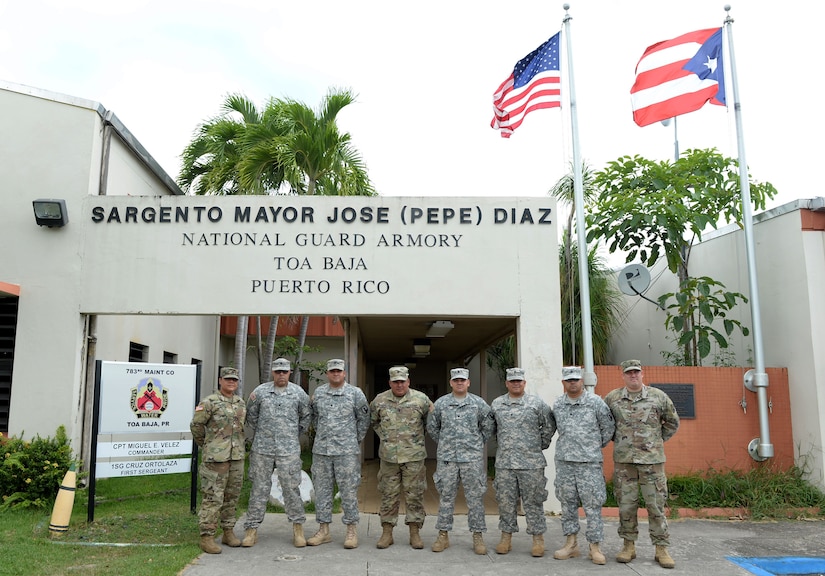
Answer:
[{"left": 180, "top": 513, "right": 825, "bottom": 576}]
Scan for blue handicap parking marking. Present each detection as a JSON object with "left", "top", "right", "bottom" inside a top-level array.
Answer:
[{"left": 727, "top": 556, "right": 825, "bottom": 576}]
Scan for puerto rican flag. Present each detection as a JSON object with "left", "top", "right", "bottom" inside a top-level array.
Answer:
[{"left": 630, "top": 28, "right": 725, "bottom": 127}]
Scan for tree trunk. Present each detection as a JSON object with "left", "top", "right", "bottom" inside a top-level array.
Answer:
[
  {"left": 234, "top": 315, "right": 248, "bottom": 396},
  {"left": 293, "top": 315, "right": 310, "bottom": 386},
  {"left": 261, "top": 315, "right": 279, "bottom": 383}
]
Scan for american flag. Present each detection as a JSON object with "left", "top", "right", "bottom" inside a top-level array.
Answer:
[
  {"left": 631, "top": 28, "right": 724, "bottom": 127},
  {"left": 491, "top": 32, "right": 562, "bottom": 138}
]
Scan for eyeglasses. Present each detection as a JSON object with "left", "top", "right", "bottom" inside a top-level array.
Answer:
[{"left": 273, "top": 370, "right": 289, "bottom": 374}]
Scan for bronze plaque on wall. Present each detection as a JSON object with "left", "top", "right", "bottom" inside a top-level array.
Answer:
[{"left": 650, "top": 383, "right": 695, "bottom": 419}]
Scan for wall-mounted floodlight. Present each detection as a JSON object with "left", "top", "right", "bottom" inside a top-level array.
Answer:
[{"left": 32, "top": 199, "right": 68, "bottom": 227}]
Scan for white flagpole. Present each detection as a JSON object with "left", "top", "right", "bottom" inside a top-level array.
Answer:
[
  {"left": 562, "top": 4, "right": 596, "bottom": 391},
  {"left": 724, "top": 5, "right": 773, "bottom": 459}
]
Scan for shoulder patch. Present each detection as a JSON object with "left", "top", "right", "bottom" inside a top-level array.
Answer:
[{"left": 195, "top": 404, "right": 204, "bottom": 412}]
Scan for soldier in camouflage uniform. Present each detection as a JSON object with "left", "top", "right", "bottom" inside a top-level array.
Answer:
[
  {"left": 427, "top": 367, "right": 495, "bottom": 555},
  {"left": 604, "top": 359, "right": 680, "bottom": 569},
  {"left": 242, "top": 357, "right": 311, "bottom": 548},
  {"left": 370, "top": 365, "right": 434, "bottom": 549},
  {"left": 307, "top": 358, "right": 370, "bottom": 549},
  {"left": 490, "top": 367, "right": 554, "bottom": 558},
  {"left": 551, "top": 366, "right": 615, "bottom": 565},
  {"left": 190, "top": 366, "right": 246, "bottom": 554}
]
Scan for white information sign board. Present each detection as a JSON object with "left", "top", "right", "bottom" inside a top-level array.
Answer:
[{"left": 95, "top": 361, "right": 197, "bottom": 479}]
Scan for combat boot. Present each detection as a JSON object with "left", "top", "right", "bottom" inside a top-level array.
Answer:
[
  {"left": 199, "top": 534, "right": 222, "bottom": 554},
  {"left": 221, "top": 528, "right": 241, "bottom": 547},
  {"left": 306, "top": 523, "right": 331, "bottom": 546},
  {"left": 616, "top": 539, "right": 636, "bottom": 563},
  {"left": 409, "top": 523, "right": 424, "bottom": 549},
  {"left": 472, "top": 532, "right": 487, "bottom": 555},
  {"left": 531, "top": 534, "right": 545, "bottom": 557},
  {"left": 495, "top": 532, "right": 512, "bottom": 554},
  {"left": 655, "top": 545, "right": 675, "bottom": 569},
  {"left": 293, "top": 523, "right": 306, "bottom": 547},
  {"left": 376, "top": 523, "right": 394, "bottom": 549},
  {"left": 344, "top": 524, "right": 358, "bottom": 549},
  {"left": 431, "top": 530, "right": 450, "bottom": 552},
  {"left": 589, "top": 542, "right": 606, "bottom": 565},
  {"left": 553, "top": 534, "right": 580, "bottom": 559},
  {"left": 241, "top": 528, "right": 257, "bottom": 547}
]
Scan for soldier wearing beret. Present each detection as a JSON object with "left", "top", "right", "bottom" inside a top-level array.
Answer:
[
  {"left": 242, "top": 357, "right": 311, "bottom": 548},
  {"left": 307, "top": 358, "right": 370, "bottom": 549},
  {"left": 551, "top": 366, "right": 615, "bottom": 565},
  {"left": 370, "top": 365, "right": 434, "bottom": 549},
  {"left": 427, "top": 367, "right": 495, "bottom": 555},
  {"left": 190, "top": 367, "right": 246, "bottom": 554},
  {"left": 604, "top": 360, "right": 680, "bottom": 569},
  {"left": 490, "top": 367, "right": 555, "bottom": 557}
]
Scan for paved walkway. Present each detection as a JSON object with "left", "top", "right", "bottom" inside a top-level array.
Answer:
[{"left": 181, "top": 513, "right": 825, "bottom": 576}]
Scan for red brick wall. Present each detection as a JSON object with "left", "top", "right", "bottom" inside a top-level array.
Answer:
[
  {"left": 594, "top": 366, "right": 794, "bottom": 479},
  {"left": 221, "top": 315, "right": 345, "bottom": 337}
]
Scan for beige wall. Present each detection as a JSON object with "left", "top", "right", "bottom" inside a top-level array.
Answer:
[{"left": 611, "top": 203, "right": 825, "bottom": 488}]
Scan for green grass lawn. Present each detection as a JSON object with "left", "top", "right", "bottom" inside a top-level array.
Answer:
[{"left": 0, "top": 472, "right": 201, "bottom": 576}]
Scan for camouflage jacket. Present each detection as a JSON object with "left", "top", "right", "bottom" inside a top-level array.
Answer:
[
  {"left": 311, "top": 382, "right": 370, "bottom": 456},
  {"left": 370, "top": 388, "right": 433, "bottom": 463},
  {"left": 190, "top": 392, "right": 246, "bottom": 463},
  {"left": 491, "top": 392, "right": 555, "bottom": 469},
  {"left": 427, "top": 392, "right": 494, "bottom": 462},
  {"left": 604, "top": 385, "right": 680, "bottom": 464},
  {"left": 246, "top": 381, "right": 310, "bottom": 457},
  {"left": 552, "top": 390, "right": 614, "bottom": 463}
]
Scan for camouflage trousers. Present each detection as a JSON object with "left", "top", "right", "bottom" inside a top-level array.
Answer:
[
  {"left": 493, "top": 467, "right": 547, "bottom": 535},
  {"left": 555, "top": 461, "right": 607, "bottom": 543},
  {"left": 433, "top": 459, "right": 487, "bottom": 532},
  {"left": 244, "top": 451, "right": 306, "bottom": 528},
  {"left": 377, "top": 459, "right": 427, "bottom": 526},
  {"left": 311, "top": 453, "right": 361, "bottom": 525},
  {"left": 198, "top": 459, "right": 244, "bottom": 535},
  {"left": 613, "top": 462, "right": 670, "bottom": 546}
]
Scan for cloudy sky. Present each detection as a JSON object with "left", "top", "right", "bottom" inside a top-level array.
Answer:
[{"left": 1, "top": 0, "right": 820, "bottom": 210}]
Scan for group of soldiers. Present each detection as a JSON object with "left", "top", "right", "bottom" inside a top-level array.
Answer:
[{"left": 189, "top": 357, "right": 680, "bottom": 569}]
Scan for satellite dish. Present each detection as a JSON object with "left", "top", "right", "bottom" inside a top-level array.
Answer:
[{"left": 618, "top": 264, "right": 651, "bottom": 296}]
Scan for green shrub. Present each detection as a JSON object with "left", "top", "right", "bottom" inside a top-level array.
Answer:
[
  {"left": 604, "top": 465, "right": 825, "bottom": 519},
  {"left": 0, "top": 426, "right": 76, "bottom": 510}
]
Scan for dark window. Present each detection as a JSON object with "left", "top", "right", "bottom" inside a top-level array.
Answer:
[
  {"left": 129, "top": 342, "right": 148, "bottom": 363},
  {"left": 0, "top": 296, "right": 18, "bottom": 434},
  {"left": 163, "top": 351, "right": 178, "bottom": 364}
]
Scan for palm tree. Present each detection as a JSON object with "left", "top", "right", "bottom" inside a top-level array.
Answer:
[
  {"left": 179, "top": 89, "right": 374, "bottom": 390},
  {"left": 240, "top": 88, "right": 375, "bottom": 378},
  {"left": 549, "top": 162, "right": 623, "bottom": 365},
  {"left": 242, "top": 88, "right": 375, "bottom": 197},
  {"left": 558, "top": 235, "right": 625, "bottom": 365},
  {"left": 178, "top": 94, "right": 288, "bottom": 393}
]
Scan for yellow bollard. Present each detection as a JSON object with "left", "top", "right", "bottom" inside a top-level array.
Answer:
[{"left": 48, "top": 462, "right": 77, "bottom": 538}]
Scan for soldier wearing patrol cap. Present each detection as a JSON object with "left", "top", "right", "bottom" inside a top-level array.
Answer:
[
  {"left": 370, "top": 365, "right": 434, "bottom": 549},
  {"left": 307, "top": 358, "right": 370, "bottom": 549},
  {"left": 490, "top": 367, "right": 555, "bottom": 557},
  {"left": 551, "top": 365, "right": 615, "bottom": 565},
  {"left": 190, "top": 366, "right": 246, "bottom": 554},
  {"left": 242, "top": 357, "right": 311, "bottom": 548},
  {"left": 604, "top": 359, "right": 680, "bottom": 569},
  {"left": 427, "top": 367, "right": 494, "bottom": 555}
]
